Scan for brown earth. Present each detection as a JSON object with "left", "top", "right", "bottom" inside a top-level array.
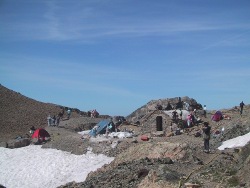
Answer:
[
  {"left": 0, "top": 84, "right": 105, "bottom": 143},
  {"left": 1, "top": 84, "right": 250, "bottom": 188},
  {"left": 0, "top": 84, "right": 62, "bottom": 142}
]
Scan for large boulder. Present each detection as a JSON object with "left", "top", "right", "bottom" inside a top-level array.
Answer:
[
  {"left": 0, "top": 142, "right": 8, "bottom": 148},
  {"left": 7, "top": 138, "right": 30, "bottom": 148}
]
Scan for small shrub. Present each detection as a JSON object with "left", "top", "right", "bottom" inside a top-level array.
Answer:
[{"left": 227, "top": 176, "right": 239, "bottom": 187}]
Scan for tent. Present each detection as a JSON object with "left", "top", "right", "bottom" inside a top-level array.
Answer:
[
  {"left": 32, "top": 128, "right": 50, "bottom": 141},
  {"left": 212, "top": 111, "right": 223, "bottom": 122},
  {"left": 89, "top": 119, "right": 114, "bottom": 137}
]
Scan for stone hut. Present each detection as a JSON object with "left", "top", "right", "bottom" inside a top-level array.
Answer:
[{"left": 140, "top": 110, "right": 172, "bottom": 135}]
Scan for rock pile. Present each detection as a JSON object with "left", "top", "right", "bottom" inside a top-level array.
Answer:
[{"left": 126, "top": 96, "right": 202, "bottom": 124}]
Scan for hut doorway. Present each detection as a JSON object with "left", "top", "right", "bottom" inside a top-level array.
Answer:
[{"left": 156, "top": 116, "right": 163, "bottom": 131}]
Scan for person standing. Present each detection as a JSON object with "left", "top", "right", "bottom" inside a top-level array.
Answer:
[
  {"left": 179, "top": 109, "right": 183, "bottom": 120},
  {"left": 56, "top": 114, "right": 60, "bottom": 126},
  {"left": 67, "top": 109, "right": 71, "bottom": 119},
  {"left": 203, "top": 105, "right": 207, "bottom": 118},
  {"left": 191, "top": 113, "right": 196, "bottom": 126},
  {"left": 240, "top": 101, "right": 245, "bottom": 116},
  {"left": 52, "top": 115, "right": 56, "bottom": 126},
  {"left": 202, "top": 122, "right": 211, "bottom": 153},
  {"left": 184, "top": 102, "right": 190, "bottom": 111},
  {"left": 172, "top": 110, "right": 178, "bottom": 121},
  {"left": 187, "top": 114, "right": 192, "bottom": 127},
  {"left": 47, "top": 115, "right": 52, "bottom": 126}
]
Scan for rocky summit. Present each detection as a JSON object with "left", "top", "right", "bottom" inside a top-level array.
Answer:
[{"left": 1, "top": 84, "right": 250, "bottom": 188}]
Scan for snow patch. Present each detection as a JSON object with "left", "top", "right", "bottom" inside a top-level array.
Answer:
[
  {"left": 218, "top": 132, "right": 250, "bottom": 150},
  {"left": 0, "top": 145, "right": 114, "bottom": 188}
]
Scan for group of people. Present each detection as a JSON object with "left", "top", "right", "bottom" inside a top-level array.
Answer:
[
  {"left": 171, "top": 108, "right": 204, "bottom": 128},
  {"left": 47, "top": 114, "right": 60, "bottom": 126},
  {"left": 168, "top": 102, "right": 210, "bottom": 153},
  {"left": 88, "top": 109, "right": 99, "bottom": 118},
  {"left": 201, "top": 101, "right": 245, "bottom": 154},
  {"left": 46, "top": 108, "right": 72, "bottom": 126}
]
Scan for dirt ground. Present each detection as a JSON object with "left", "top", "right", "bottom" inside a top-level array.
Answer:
[{"left": 47, "top": 105, "right": 250, "bottom": 188}]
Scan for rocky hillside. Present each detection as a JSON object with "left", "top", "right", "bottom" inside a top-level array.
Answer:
[{"left": 0, "top": 84, "right": 90, "bottom": 142}]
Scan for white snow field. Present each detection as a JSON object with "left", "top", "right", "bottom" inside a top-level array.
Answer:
[
  {"left": 0, "top": 145, "right": 114, "bottom": 188},
  {"left": 218, "top": 132, "right": 250, "bottom": 150}
]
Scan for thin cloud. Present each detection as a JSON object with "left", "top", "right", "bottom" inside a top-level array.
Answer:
[
  {"left": 1, "top": 1, "right": 250, "bottom": 42},
  {"left": 199, "top": 30, "right": 250, "bottom": 51}
]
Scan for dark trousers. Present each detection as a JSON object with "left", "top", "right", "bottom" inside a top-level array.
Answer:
[
  {"left": 204, "top": 139, "right": 210, "bottom": 151},
  {"left": 240, "top": 107, "right": 243, "bottom": 115}
]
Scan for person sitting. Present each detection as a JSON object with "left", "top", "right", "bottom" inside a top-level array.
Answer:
[
  {"left": 165, "top": 102, "right": 173, "bottom": 110},
  {"left": 29, "top": 126, "right": 36, "bottom": 134}
]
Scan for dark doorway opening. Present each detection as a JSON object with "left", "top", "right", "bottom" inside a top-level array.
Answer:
[{"left": 156, "top": 116, "right": 163, "bottom": 131}]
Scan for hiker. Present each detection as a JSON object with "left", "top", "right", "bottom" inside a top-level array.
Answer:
[
  {"left": 179, "top": 109, "right": 183, "bottom": 120},
  {"left": 29, "top": 126, "right": 36, "bottom": 134},
  {"left": 105, "top": 123, "right": 113, "bottom": 137},
  {"left": 170, "top": 121, "right": 178, "bottom": 132},
  {"left": 191, "top": 113, "right": 196, "bottom": 126},
  {"left": 184, "top": 102, "right": 190, "bottom": 111},
  {"left": 176, "top": 97, "right": 183, "bottom": 109},
  {"left": 202, "top": 122, "right": 211, "bottom": 153},
  {"left": 58, "top": 111, "right": 63, "bottom": 118},
  {"left": 87, "top": 111, "right": 91, "bottom": 117},
  {"left": 55, "top": 115, "right": 60, "bottom": 126},
  {"left": 52, "top": 115, "right": 56, "bottom": 126},
  {"left": 193, "top": 109, "right": 197, "bottom": 116},
  {"left": 166, "top": 102, "right": 173, "bottom": 110},
  {"left": 221, "top": 127, "right": 225, "bottom": 136},
  {"left": 203, "top": 105, "right": 207, "bottom": 118},
  {"left": 172, "top": 110, "right": 178, "bottom": 121},
  {"left": 67, "top": 109, "right": 71, "bottom": 119},
  {"left": 47, "top": 115, "right": 52, "bottom": 126},
  {"left": 187, "top": 114, "right": 192, "bottom": 127},
  {"left": 91, "top": 109, "right": 98, "bottom": 118},
  {"left": 92, "top": 125, "right": 98, "bottom": 137},
  {"left": 240, "top": 101, "right": 245, "bottom": 116}
]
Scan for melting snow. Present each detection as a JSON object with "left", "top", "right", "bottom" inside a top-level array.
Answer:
[
  {"left": 218, "top": 132, "right": 250, "bottom": 150},
  {"left": 78, "top": 130, "right": 133, "bottom": 142},
  {"left": 0, "top": 145, "right": 114, "bottom": 188}
]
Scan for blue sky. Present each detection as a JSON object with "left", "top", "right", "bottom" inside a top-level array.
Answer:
[{"left": 0, "top": 0, "right": 250, "bottom": 116}]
